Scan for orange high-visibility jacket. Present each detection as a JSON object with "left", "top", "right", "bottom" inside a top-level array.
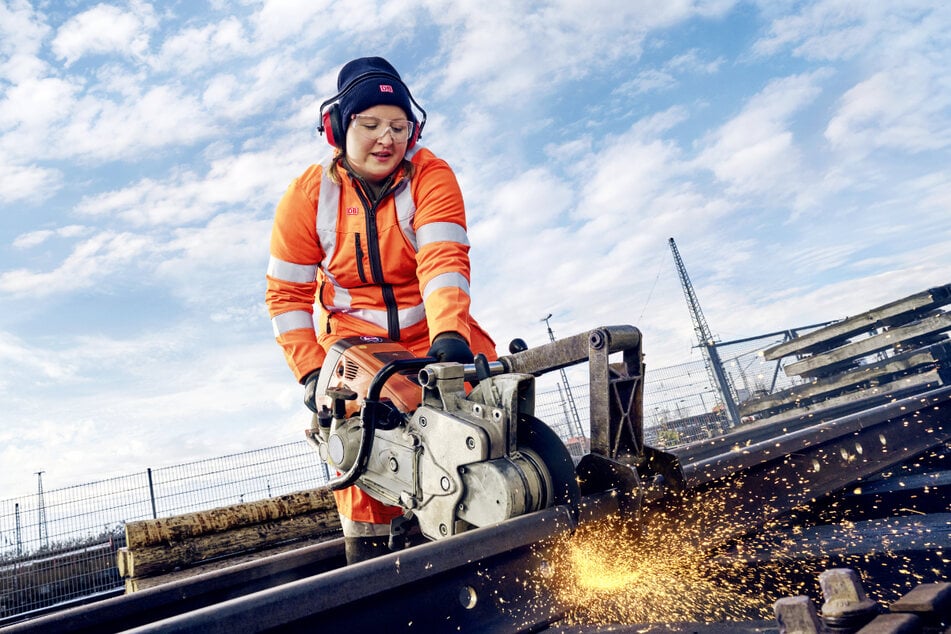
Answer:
[
  {"left": 266, "top": 146, "right": 496, "bottom": 380},
  {"left": 266, "top": 146, "right": 496, "bottom": 524}
]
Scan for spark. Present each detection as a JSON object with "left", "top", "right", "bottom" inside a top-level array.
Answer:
[
  {"left": 514, "top": 452, "right": 950, "bottom": 629},
  {"left": 532, "top": 513, "right": 764, "bottom": 626}
]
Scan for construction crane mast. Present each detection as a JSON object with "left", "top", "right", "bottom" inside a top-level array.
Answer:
[
  {"left": 36, "top": 470, "right": 49, "bottom": 549},
  {"left": 668, "top": 237, "right": 741, "bottom": 428},
  {"left": 542, "top": 314, "right": 586, "bottom": 441}
]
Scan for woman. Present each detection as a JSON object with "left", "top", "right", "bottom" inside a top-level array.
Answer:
[{"left": 265, "top": 57, "right": 497, "bottom": 563}]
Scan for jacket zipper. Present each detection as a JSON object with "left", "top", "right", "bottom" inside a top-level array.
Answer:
[{"left": 353, "top": 177, "right": 402, "bottom": 341}]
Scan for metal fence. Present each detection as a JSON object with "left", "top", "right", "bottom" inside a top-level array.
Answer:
[
  {"left": 535, "top": 327, "right": 822, "bottom": 448},
  {"left": 0, "top": 442, "right": 329, "bottom": 622},
  {"left": 0, "top": 329, "right": 812, "bottom": 623}
]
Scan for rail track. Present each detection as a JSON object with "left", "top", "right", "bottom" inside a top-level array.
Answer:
[{"left": 5, "top": 384, "right": 948, "bottom": 633}]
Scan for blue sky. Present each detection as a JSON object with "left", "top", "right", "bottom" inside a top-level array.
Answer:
[{"left": 2, "top": 0, "right": 950, "bottom": 497}]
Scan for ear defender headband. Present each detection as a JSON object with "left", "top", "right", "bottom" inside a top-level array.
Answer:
[{"left": 317, "top": 71, "right": 427, "bottom": 151}]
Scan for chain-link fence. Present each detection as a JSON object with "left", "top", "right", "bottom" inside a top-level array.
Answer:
[
  {"left": 1, "top": 329, "right": 822, "bottom": 623},
  {"left": 533, "top": 326, "right": 828, "bottom": 449},
  {"left": 0, "top": 442, "right": 329, "bottom": 622}
]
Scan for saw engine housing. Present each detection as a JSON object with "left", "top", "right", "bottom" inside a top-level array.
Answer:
[{"left": 306, "top": 337, "right": 569, "bottom": 541}]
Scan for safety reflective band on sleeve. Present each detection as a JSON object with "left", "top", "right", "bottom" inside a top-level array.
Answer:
[
  {"left": 267, "top": 256, "right": 318, "bottom": 284},
  {"left": 323, "top": 269, "right": 353, "bottom": 309},
  {"left": 271, "top": 310, "right": 316, "bottom": 337},
  {"left": 316, "top": 169, "right": 340, "bottom": 265},
  {"left": 422, "top": 271, "right": 470, "bottom": 302},
  {"left": 393, "top": 183, "right": 418, "bottom": 250},
  {"left": 346, "top": 302, "right": 426, "bottom": 330},
  {"left": 416, "top": 222, "right": 469, "bottom": 248}
]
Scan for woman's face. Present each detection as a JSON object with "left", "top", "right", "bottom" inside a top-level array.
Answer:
[{"left": 344, "top": 104, "right": 411, "bottom": 183}]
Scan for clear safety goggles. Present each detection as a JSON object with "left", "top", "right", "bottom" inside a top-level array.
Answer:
[{"left": 350, "top": 114, "right": 414, "bottom": 143}]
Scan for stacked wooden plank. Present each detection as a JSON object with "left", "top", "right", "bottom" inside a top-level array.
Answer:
[
  {"left": 117, "top": 487, "right": 341, "bottom": 592},
  {"left": 739, "top": 284, "right": 951, "bottom": 425}
]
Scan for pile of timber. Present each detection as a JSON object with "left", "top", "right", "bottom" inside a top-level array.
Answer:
[
  {"left": 739, "top": 283, "right": 951, "bottom": 425},
  {"left": 117, "top": 487, "right": 341, "bottom": 592}
]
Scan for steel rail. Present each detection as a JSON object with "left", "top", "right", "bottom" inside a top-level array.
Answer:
[
  {"left": 652, "top": 385, "right": 951, "bottom": 544},
  {"left": 3, "top": 492, "right": 618, "bottom": 634},
  {"left": 122, "top": 493, "right": 619, "bottom": 633},
  {"left": 5, "top": 389, "right": 947, "bottom": 633}
]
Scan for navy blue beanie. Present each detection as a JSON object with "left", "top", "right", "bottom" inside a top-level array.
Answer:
[{"left": 337, "top": 57, "right": 415, "bottom": 130}]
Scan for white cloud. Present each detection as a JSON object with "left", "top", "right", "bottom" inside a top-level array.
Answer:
[
  {"left": 576, "top": 107, "right": 692, "bottom": 227},
  {"left": 755, "top": 2, "right": 949, "bottom": 62},
  {"left": 153, "top": 16, "right": 251, "bottom": 74},
  {"left": 825, "top": 60, "right": 951, "bottom": 156},
  {"left": 51, "top": 2, "right": 157, "bottom": 67},
  {"left": 909, "top": 170, "right": 951, "bottom": 213},
  {"left": 0, "top": 330, "right": 73, "bottom": 383},
  {"left": 0, "top": 76, "right": 80, "bottom": 168},
  {"left": 12, "top": 225, "right": 89, "bottom": 249},
  {"left": 0, "top": 325, "right": 302, "bottom": 495},
  {"left": 0, "top": 50, "right": 48, "bottom": 86},
  {"left": 0, "top": 231, "right": 153, "bottom": 297},
  {"left": 0, "top": 160, "right": 61, "bottom": 204},
  {"left": 666, "top": 49, "right": 724, "bottom": 74},
  {"left": 11, "top": 229, "right": 54, "bottom": 249},
  {"left": 0, "top": 0, "right": 49, "bottom": 65},
  {"left": 74, "top": 143, "right": 310, "bottom": 226},
  {"left": 755, "top": 2, "right": 951, "bottom": 163},
  {"left": 156, "top": 212, "right": 273, "bottom": 308},
  {"left": 468, "top": 105, "right": 723, "bottom": 359},
  {"left": 201, "top": 53, "right": 310, "bottom": 121},
  {"left": 423, "top": 0, "right": 735, "bottom": 105},
  {"left": 617, "top": 69, "right": 678, "bottom": 96},
  {"left": 59, "top": 82, "right": 219, "bottom": 160},
  {"left": 694, "top": 71, "right": 826, "bottom": 198},
  {"left": 252, "top": 0, "right": 332, "bottom": 43},
  {"left": 0, "top": 75, "right": 78, "bottom": 131},
  {"left": 489, "top": 168, "right": 573, "bottom": 229}
]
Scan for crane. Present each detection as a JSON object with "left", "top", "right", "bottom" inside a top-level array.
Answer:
[
  {"left": 542, "top": 314, "right": 586, "bottom": 442},
  {"left": 36, "top": 470, "right": 49, "bottom": 549},
  {"left": 668, "top": 237, "right": 741, "bottom": 428}
]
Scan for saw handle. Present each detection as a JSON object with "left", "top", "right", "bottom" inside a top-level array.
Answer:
[
  {"left": 366, "top": 357, "right": 435, "bottom": 401},
  {"left": 329, "top": 354, "right": 513, "bottom": 491},
  {"left": 327, "top": 412, "right": 377, "bottom": 491},
  {"left": 329, "top": 357, "right": 436, "bottom": 491}
]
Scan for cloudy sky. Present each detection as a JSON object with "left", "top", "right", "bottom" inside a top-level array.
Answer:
[{"left": 1, "top": 0, "right": 949, "bottom": 497}]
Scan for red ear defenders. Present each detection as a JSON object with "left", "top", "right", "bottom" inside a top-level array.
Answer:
[{"left": 317, "top": 71, "right": 427, "bottom": 150}]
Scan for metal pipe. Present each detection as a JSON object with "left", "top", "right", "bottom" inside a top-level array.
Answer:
[{"left": 498, "top": 325, "right": 641, "bottom": 376}]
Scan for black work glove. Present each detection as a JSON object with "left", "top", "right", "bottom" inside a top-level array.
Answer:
[
  {"left": 303, "top": 368, "right": 321, "bottom": 413},
  {"left": 426, "top": 332, "right": 474, "bottom": 364}
]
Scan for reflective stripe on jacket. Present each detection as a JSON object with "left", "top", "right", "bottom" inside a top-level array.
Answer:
[{"left": 266, "top": 147, "right": 482, "bottom": 381}]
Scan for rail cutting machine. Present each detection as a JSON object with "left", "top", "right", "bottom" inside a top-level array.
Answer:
[{"left": 304, "top": 325, "right": 672, "bottom": 544}]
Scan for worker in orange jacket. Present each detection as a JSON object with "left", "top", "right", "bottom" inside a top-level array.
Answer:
[{"left": 265, "top": 57, "right": 497, "bottom": 564}]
